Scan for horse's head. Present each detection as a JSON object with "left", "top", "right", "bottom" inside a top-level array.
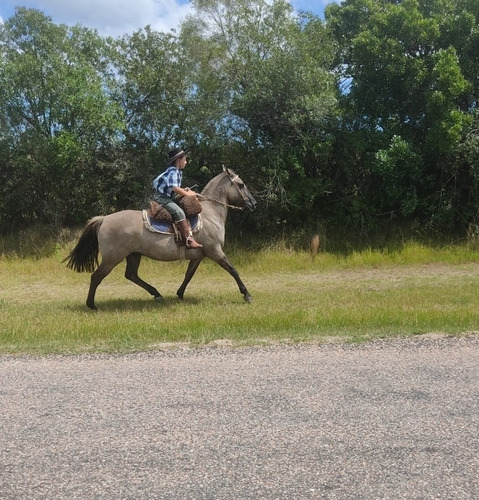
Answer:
[{"left": 223, "top": 166, "right": 257, "bottom": 211}]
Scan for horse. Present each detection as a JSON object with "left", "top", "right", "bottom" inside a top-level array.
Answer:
[{"left": 64, "top": 167, "right": 257, "bottom": 309}]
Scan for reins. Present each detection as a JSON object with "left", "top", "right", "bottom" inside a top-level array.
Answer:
[{"left": 196, "top": 194, "right": 245, "bottom": 210}]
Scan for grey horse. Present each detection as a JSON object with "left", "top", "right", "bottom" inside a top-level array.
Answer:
[{"left": 64, "top": 167, "right": 257, "bottom": 309}]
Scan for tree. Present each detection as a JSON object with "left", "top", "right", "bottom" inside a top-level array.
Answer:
[
  {"left": 325, "top": 0, "right": 478, "bottom": 232},
  {"left": 105, "top": 26, "right": 198, "bottom": 207},
  {"left": 181, "top": 0, "right": 338, "bottom": 227},
  {"left": 0, "top": 8, "right": 122, "bottom": 229}
]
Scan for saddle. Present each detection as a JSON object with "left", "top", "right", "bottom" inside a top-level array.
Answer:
[
  {"left": 144, "top": 196, "right": 203, "bottom": 236},
  {"left": 147, "top": 196, "right": 202, "bottom": 223}
]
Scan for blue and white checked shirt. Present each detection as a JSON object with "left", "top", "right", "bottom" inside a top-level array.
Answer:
[{"left": 152, "top": 166, "right": 182, "bottom": 198}]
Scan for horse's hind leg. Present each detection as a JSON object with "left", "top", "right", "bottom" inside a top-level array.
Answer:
[
  {"left": 177, "top": 258, "right": 203, "bottom": 300},
  {"left": 125, "top": 253, "right": 163, "bottom": 302},
  {"left": 87, "top": 261, "right": 117, "bottom": 310}
]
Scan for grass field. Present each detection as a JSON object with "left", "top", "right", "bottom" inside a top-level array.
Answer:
[{"left": 1, "top": 239, "right": 479, "bottom": 355}]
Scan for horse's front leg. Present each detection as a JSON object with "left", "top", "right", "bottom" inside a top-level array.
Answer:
[
  {"left": 177, "top": 258, "right": 203, "bottom": 300},
  {"left": 216, "top": 255, "right": 252, "bottom": 303}
]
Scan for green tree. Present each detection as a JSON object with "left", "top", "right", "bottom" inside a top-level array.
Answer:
[
  {"left": 0, "top": 8, "right": 122, "bottom": 229},
  {"left": 112, "top": 27, "right": 192, "bottom": 149},
  {"left": 106, "top": 26, "right": 197, "bottom": 207},
  {"left": 326, "top": 0, "right": 478, "bottom": 232},
  {"left": 181, "top": 0, "right": 338, "bottom": 227}
]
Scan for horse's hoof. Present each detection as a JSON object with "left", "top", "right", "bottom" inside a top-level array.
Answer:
[
  {"left": 154, "top": 295, "right": 164, "bottom": 303},
  {"left": 87, "top": 303, "right": 97, "bottom": 310},
  {"left": 244, "top": 295, "right": 252, "bottom": 304}
]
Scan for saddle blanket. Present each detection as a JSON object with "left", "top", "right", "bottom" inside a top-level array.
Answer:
[{"left": 142, "top": 210, "right": 202, "bottom": 235}]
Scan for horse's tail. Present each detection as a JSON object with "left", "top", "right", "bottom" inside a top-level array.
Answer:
[{"left": 63, "top": 216, "right": 104, "bottom": 273}]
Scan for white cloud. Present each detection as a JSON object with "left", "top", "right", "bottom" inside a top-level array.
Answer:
[
  {"left": 1, "top": 0, "right": 193, "bottom": 37},
  {"left": 0, "top": 1, "right": 335, "bottom": 37}
]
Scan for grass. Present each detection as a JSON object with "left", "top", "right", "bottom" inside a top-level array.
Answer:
[{"left": 1, "top": 239, "right": 479, "bottom": 355}]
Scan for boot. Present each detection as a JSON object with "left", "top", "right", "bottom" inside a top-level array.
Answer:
[{"left": 176, "top": 219, "right": 203, "bottom": 249}]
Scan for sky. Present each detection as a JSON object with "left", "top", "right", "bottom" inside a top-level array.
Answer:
[{"left": 0, "top": 0, "right": 337, "bottom": 38}]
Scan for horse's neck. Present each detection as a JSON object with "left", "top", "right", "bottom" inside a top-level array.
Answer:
[
  {"left": 201, "top": 173, "right": 228, "bottom": 200},
  {"left": 201, "top": 174, "right": 229, "bottom": 222}
]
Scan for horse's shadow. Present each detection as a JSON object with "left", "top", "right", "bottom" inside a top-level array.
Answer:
[{"left": 67, "top": 296, "right": 201, "bottom": 313}]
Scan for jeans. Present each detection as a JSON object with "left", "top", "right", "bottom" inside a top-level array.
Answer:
[{"left": 154, "top": 194, "right": 185, "bottom": 221}]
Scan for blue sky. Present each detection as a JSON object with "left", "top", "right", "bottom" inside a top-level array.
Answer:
[{"left": 0, "top": 0, "right": 337, "bottom": 37}]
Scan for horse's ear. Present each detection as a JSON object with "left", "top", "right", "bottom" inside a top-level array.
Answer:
[{"left": 222, "top": 164, "right": 234, "bottom": 177}]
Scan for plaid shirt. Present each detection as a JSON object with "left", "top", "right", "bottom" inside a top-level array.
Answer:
[{"left": 152, "top": 166, "right": 183, "bottom": 198}]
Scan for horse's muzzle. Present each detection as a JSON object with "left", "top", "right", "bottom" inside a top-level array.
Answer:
[{"left": 246, "top": 197, "right": 257, "bottom": 211}]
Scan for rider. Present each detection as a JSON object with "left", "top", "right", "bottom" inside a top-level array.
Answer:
[{"left": 152, "top": 147, "right": 203, "bottom": 249}]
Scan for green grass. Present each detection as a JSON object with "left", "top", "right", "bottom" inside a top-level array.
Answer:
[{"left": 1, "top": 240, "right": 479, "bottom": 355}]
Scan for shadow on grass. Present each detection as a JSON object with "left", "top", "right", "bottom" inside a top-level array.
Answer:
[{"left": 66, "top": 296, "right": 202, "bottom": 313}]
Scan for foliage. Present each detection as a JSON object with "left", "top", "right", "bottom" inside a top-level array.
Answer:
[
  {"left": 325, "top": 0, "right": 478, "bottom": 232},
  {"left": 0, "top": 8, "right": 123, "bottom": 230},
  {"left": 373, "top": 135, "right": 423, "bottom": 217},
  {"left": 1, "top": 1, "right": 479, "bottom": 241},
  {"left": 179, "top": 0, "right": 338, "bottom": 226}
]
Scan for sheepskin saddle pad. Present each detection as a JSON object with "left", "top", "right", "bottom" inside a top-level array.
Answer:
[{"left": 148, "top": 196, "right": 202, "bottom": 223}]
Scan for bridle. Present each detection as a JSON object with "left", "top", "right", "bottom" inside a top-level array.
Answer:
[{"left": 196, "top": 173, "right": 248, "bottom": 211}]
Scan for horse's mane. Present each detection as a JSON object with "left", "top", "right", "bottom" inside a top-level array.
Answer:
[{"left": 201, "top": 171, "right": 231, "bottom": 197}]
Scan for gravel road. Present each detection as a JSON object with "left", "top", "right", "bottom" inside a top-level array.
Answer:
[{"left": 1, "top": 336, "right": 478, "bottom": 500}]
